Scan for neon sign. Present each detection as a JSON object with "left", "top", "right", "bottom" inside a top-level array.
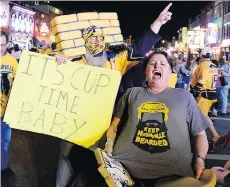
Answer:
[{"left": 40, "top": 22, "right": 49, "bottom": 36}]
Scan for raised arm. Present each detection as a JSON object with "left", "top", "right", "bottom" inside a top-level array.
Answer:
[{"left": 128, "top": 3, "right": 173, "bottom": 59}]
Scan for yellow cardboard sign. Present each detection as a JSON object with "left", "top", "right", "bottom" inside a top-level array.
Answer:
[{"left": 4, "top": 51, "right": 121, "bottom": 148}]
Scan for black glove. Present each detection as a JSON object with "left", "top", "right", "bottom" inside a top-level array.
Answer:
[{"left": 190, "top": 83, "right": 203, "bottom": 98}]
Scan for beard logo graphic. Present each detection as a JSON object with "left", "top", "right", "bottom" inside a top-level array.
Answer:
[{"left": 132, "top": 102, "right": 171, "bottom": 154}]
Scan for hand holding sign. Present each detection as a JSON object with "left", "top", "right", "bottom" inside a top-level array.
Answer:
[
  {"left": 4, "top": 51, "right": 121, "bottom": 148},
  {"left": 55, "top": 54, "right": 69, "bottom": 64}
]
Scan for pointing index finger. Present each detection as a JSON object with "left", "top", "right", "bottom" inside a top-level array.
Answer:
[{"left": 162, "top": 3, "right": 172, "bottom": 14}]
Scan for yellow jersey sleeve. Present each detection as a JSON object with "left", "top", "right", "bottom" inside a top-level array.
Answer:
[
  {"left": 45, "top": 48, "right": 52, "bottom": 55},
  {"left": 38, "top": 48, "right": 44, "bottom": 54},
  {"left": 114, "top": 50, "right": 140, "bottom": 75}
]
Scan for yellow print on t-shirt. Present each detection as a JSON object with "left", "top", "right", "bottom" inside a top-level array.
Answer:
[{"left": 133, "top": 102, "right": 171, "bottom": 154}]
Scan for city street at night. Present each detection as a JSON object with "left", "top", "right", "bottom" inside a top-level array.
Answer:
[{"left": 1, "top": 1, "right": 230, "bottom": 187}]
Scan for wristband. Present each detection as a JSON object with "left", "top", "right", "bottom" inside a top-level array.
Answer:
[
  {"left": 106, "top": 138, "right": 115, "bottom": 143},
  {"left": 196, "top": 154, "right": 205, "bottom": 163}
]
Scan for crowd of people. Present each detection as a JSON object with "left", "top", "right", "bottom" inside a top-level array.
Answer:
[
  {"left": 6, "top": 41, "right": 57, "bottom": 61},
  {"left": 172, "top": 51, "right": 230, "bottom": 117},
  {"left": 1, "top": 2, "right": 230, "bottom": 187}
]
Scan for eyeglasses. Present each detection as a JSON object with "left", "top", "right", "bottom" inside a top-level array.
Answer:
[{"left": 89, "top": 36, "right": 104, "bottom": 42}]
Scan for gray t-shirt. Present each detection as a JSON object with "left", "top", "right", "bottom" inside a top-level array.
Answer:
[{"left": 112, "top": 87, "right": 210, "bottom": 179}]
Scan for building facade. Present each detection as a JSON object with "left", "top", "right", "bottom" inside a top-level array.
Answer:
[{"left": 188, "top": 1, "right": 228, "bottom": 60}]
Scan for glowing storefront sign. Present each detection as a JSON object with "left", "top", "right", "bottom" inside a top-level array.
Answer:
[
  {"left": 40, "top": 22, "right": 49, "bottom": 36},
  {"left": 34, "top": 12, "right": 53, "bottom": 44},
  {"left": 0, "top": 3, "right": 10, "bottom": 27},
  {"left": 207, "top": 31, "right": 217, "bottom": 43},
  {"left": 207, "top": 24, "right": 217, "bottom": 44},
  {"left": 208, "top": 23, "right": 217, "bottom": 28},
  {"left": 9, "top": 6, "right": 35, "bottom": 50},
  {"left": 221, "top": 39, "right": 230, "bottom": 47},
  {"left": 187, "top": 30, "right": 205, "bottom": 48},
  {"left": 212, "top": 47, "right": 220, "bottom": 54},
  {"left": 10, "top": 6, "right": 35, "bottom": 35},
  {"left": 182, "top": 27, "right": 187, "bottom": 43}
]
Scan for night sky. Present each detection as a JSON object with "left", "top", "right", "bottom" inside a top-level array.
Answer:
[{"left": 49, "top": 1, "right": 210, "bottom": 40}]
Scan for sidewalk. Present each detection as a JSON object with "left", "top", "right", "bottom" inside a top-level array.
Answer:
[{"left": 2, "top": 131, "right": 58, "bottom": 187}]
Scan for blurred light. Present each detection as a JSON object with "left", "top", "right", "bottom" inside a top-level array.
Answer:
[
  {"left": 208, "top": 23, "right": 217, "bottom": 28},
  {"left": 53, "top": 8, "right": 60, "bottom": 14},
  {"left": 224, "top": 22, "right": 230, "bottom": 26},
  {"left": 162, "top": 40, "right": 165, "bottom": 44}
]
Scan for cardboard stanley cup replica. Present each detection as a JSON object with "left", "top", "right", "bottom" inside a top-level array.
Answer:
[
  {"left": 95, "top": 148, "right": 135, "bottom": 187},
  {"left": 51, "top": 12, "right": 124, "bottom": 58},
  {"left": 51, "top": 12, "right": 132, "bottom": 187}
]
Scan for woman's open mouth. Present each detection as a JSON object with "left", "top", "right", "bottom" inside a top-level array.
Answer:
[{"left": 153, "top": 71, "right": 162, "bottom": 79}]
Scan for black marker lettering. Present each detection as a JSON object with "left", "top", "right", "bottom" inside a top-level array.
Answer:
[
  {"left": 50, "top": 113, "right": 66, "bottom": 134},
  {"left": 18, "top": 102, "right": 33, "bottom": 123},
  {"left": 56, "top": 91, "right": 68, "bottom": 112},
  {"left": 53, "top": 64, "right": 64, "bottom": 86},
  {"left": 71, "top": 67, "right": 84, "bottom": 90},
  {"left": 45, "top": 88, "right": 56, "bottom": 105},
  {"left": 70, "top": 95, "right": 80, "bottom": 115},
  {"left": 65, "top": 119, "right": 86, "bottom": 139},
  {"left": 21, "top": 54, "right": 38, "bottom": 76},
  {"left": 38, "top": 85, "right": 48, "bottom": 102},
  {"left": 41, "top": 57, "right": 52, "bottom": 80},
  {"left": 33, "top": 109, "right": 45, "bottom": 129},
  {"left": 84, "top": 70, "right": 97, "bottom": 93},
  {"left": 94, "top": 74, "right": 110, "bottom": 94}
]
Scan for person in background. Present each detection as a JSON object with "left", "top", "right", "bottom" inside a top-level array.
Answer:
[
  {"left": 175, "top": 56, "right": 191, "bottom": 89},
  {"left": 175, "top": 53, "right": 183, "bottom": 88},
  {"left": 42, "top": 44, "right": 52, "bottom": 55},
  {"left": 11, "top": 44, "right": 22, "bottom": 62},
  {"left": 192, "top": 57, "right": 200, "bottom": 75},
  {"left": 190, "top": 48, "right": 220, "bottom": 142},
  {"left": 210, "top": 60, "right": 222, "bottom": 117},
  {"left": 37, "top": 45, "right": 44, "bottom": 54},
  {"left": 29, "top": 47, "right": 39, "bottom": 53},
  {"left": 218, "top": 57, "right": 230, "bottom": 116},
  {"left": 187, "top": 56, "right": 199, "bottom": 91},
  {"left": 49, "top": 42, "right": 57, "bottom": 57},
  {"left": 0, "top": 31, "right": 18, "bottom": 177},
  {"left": 6, "top": 41, "right": 13, "bottom": 54},
  {"left": 183, "top": 54, "right": 194, "bottom": 90}
]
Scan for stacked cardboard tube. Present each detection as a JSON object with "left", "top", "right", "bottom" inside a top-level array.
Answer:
[{"left": 51, "top": 12, "right": 123, "bottom": 58}]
